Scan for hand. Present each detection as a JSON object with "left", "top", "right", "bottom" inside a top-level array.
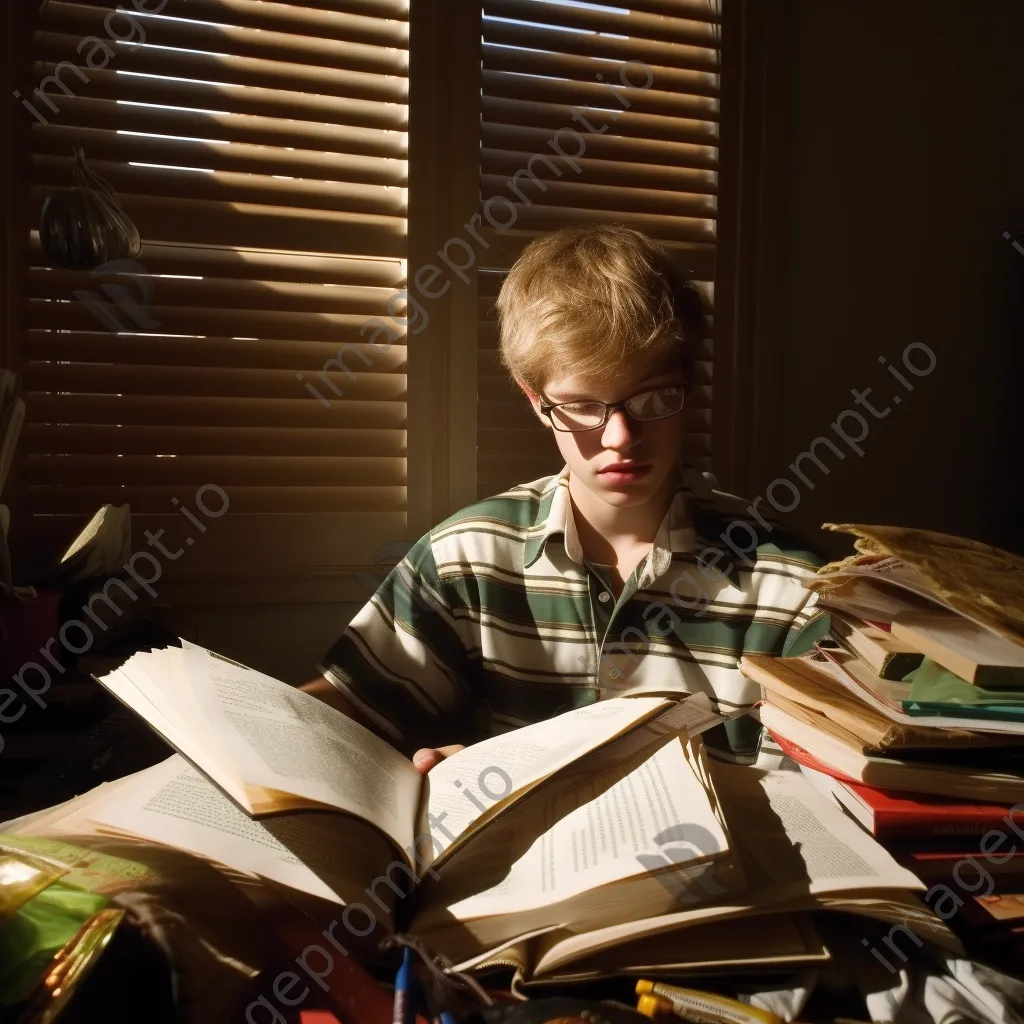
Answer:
[{"left": 412, "top": 744, "right": 465, "bottom": 773}]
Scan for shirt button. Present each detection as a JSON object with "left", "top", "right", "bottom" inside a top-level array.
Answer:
[{"left": 598, "top": 591, "right": 611, "bottom": 603}]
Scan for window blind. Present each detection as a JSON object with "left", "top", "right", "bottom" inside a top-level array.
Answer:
[
  {"left": 476, "top": 0, "right": 719, "bottom": 499},
  {"left": 23, "top": 0, "right": 410, "bottom": 599}
]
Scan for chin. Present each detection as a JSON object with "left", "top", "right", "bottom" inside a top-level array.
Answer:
[
  {"left": 591, "top": 471, "right": 670, "bottom": 506},
  {"left": 598, "top": 489, "right": 655, "bottom": 509}
]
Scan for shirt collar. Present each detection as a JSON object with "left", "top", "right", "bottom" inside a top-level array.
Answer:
[
  {"left": 523, "top": 467, "right": 574, "bottom": 568},
  {"left": 523, "top": 463, "right": 740, "bottom": 586}
]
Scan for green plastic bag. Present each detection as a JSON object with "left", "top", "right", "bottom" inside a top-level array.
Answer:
[{"left": 0, "top": 881, "right": 108, "bottom": 1005}]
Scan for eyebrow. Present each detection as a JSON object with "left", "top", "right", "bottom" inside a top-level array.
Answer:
[{"left": 547, "top": 375, "right": 680, "bottom": 403}]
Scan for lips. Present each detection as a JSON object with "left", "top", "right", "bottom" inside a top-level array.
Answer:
[{"left": 598, "top": 463, "right": 652, "bottom": 483}]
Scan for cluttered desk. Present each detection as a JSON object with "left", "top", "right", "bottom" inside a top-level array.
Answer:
[{"left": 2, "top": 522, "right": 1024, "bottom": 1024}]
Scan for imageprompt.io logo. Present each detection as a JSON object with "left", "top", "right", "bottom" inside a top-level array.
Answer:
[{"left": 636, "top": 823, "right": 729, "bottom": 908}]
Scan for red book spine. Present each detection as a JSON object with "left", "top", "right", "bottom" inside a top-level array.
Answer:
[
  {"left": 874, "top": 819, "right": 1005, "bottom": 840},
  {"left": 871, "top": 814, "right": 1016, "bottom": 840},
  {"left": 768, "top": 730, "right": 1024, "bottom": 840},
  {"left": 767, "top": 730, "right": 860, "bottom": 786},
  {"left": 854, "top": 786, "right": 1021, "bottom": 841}
]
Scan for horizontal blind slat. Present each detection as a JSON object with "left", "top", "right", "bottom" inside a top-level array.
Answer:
[
  {"left": 59, "top": 0, "right": 409, "bottom": 44},
  {"left": 24, "top": 424, "right": 406, "bottom": 457},
  {"left": 27, "top": 301, "right": 407, "bottom": 342},
  {"left": 480, "top": 70, "right": 719, "bottom": 122},
  {"left": 483, "top": 0, "right": 718, "bottom": 47},
  {"left": 29, "top": 237, "right": 405, "bottom": 287},
  {"left": 26, "top": 364, "right": 405, "bottom": 401},
  {"left": 28, "top": 334, "right": 406, "bottom": 373},
  {"left": 30, "top": 64, "right": 407, "bottom": 131},
  {"left": 481, "top": 173, "right": 716, "bottom": 220},
  {"left": 27, "top": 454, "right": 406, "bottom": 488},
  {"left": 479, "top": 204, "right": 715, "bottom": 244},
  {"left": 35, "top": 98, "right": 407, "bottom": 159},
  {"left": 472, "top": 228, "right": 716, "bottom": 278},
  {"left": 481, "top": 122, "right": 716, "bottom": 171},
  {"left": 482, "top": 98, "right": 717, "bottom": 146},
  {"left": 34, "top": 30, "right": 407, "bottom": 103},
  {"left": 481, "top": 43, "right": 718, "bottom": 98},
  {"left": 30, "top": 193, "right": 406, "bottom": 258},
  {"left": 612, "top": 0, "right": 721, "bottom": 21},
  {"left": 27, "top": 485, "right": 406, "bottom": 516},
  {"left": 482, "top": 20, "right": 717, "bottom": 73},
  {"left": 28, "top": 271, "right": 407, "bottom": 317},
  {"left": 27, "top": 394, "right": 406, "bottom": 429},
  {"left": 37, "top": 3, "right": 408, "bottom": 75},
  {"left": 33, "top": 158, "right": 407, "bottom": 219},
  {"left": 33, "top": 125, "right": 406, "bottom": 188}
]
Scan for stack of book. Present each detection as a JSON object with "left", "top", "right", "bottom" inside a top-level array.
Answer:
[{"left": 742, "top": 522, "right": 1024, "bottom": 972}]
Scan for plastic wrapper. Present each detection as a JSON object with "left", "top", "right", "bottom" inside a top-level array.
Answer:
[
  {"left": 0, "top": 882, "right": 109, "bottom": 1006},
  {"left": 0, "top": 844, "right": 68, "bottom": 922}
]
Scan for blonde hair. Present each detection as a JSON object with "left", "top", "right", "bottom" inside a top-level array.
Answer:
[{"left": 495, "top": 224, "right": 703, "bottom": 394}]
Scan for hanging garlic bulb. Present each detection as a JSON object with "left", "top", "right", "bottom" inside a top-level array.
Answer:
[{"left": 39, "top": 148, "right": 142, "bottom": 270}]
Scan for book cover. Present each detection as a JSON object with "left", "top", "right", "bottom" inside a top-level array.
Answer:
[
  {"left": 828, "top": 610, "right": 924, "bottom": 680},
  {"left": 834, "top": 780, "right": 1023, "bottom": 840},
  {"left": 892, "top": 611, "right": 1024, "bottom": 689},
  {"left": 760, "top": 708, "right": 1024, "bottom": 803}
]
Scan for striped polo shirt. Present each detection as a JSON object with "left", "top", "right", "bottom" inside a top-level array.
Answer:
[{"left": 319, "top": 466, "right": 823, "bottom": 759}]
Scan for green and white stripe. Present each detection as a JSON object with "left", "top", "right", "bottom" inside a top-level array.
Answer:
[{"left": 320, "top": 466, "right": 822, "bottom": 756}]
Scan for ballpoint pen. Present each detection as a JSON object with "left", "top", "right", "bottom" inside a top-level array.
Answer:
[{"left": 393, "top": 947, "right": 415, "bottom": 1024}]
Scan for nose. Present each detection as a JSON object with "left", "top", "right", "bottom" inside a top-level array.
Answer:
[{"left": 600, "top": 408, "right": 640, "bottom": 451}]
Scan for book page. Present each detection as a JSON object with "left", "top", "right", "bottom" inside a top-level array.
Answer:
[
  {"left": 419, "top": 696, "right": 670, "bottom": 864},
  {"left": 423, "top": 738, "right": 730, "bottom": 921},
  {"left": 741, "top": 654, "right": 897, "bottom": 737},
  {"left": 529, "top": 764, "right": 926, "bottom": 975},
  {"left": 101, "top": 655, "right": 250, "bottom": 809},
  {"left": 173, "top": 642, "right": 422, "bottom": 853},
  {"left": 88, "top": 755, "right": 400, "bottom": 924},
  {"left": 712, "top": 765, "right": 923, "bottom": 895},
  {"left": 893, "top": 612, "right": 1024, "bottom": 669},
  {"left": 809, "top": 650, "right": 1024, "bottom": 735}
]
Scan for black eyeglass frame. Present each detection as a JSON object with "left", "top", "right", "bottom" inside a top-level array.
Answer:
[{"left": 539, "top": 385, "right": 686, "bottom": 433}]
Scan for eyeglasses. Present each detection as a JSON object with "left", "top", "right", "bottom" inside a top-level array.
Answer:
[{"left": 540, "top": 385, "right": 686, "bottom": 432}]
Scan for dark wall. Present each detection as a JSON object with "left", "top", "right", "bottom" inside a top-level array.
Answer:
[{"left": 764, "top": 0, "right": 1024, "bottom": 559}]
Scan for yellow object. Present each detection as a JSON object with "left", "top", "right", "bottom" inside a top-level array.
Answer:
[
  {"left": 636, "top": 993, "right": 675, "bottom": 1019},
  {"left": 634, "top": 980, "right": 785, "bottom": 1024}
]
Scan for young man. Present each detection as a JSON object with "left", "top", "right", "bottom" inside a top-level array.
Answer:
[{"left": 303, "top": 225, "right": 821, "bottom": 771}]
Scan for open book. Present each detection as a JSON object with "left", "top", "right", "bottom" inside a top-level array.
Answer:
[
  {"left": 442, "top": 761, "right": 961, "bottom": 988},
  {"left": 86, "top": 641, "right": 743, "bottom": 967}
]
